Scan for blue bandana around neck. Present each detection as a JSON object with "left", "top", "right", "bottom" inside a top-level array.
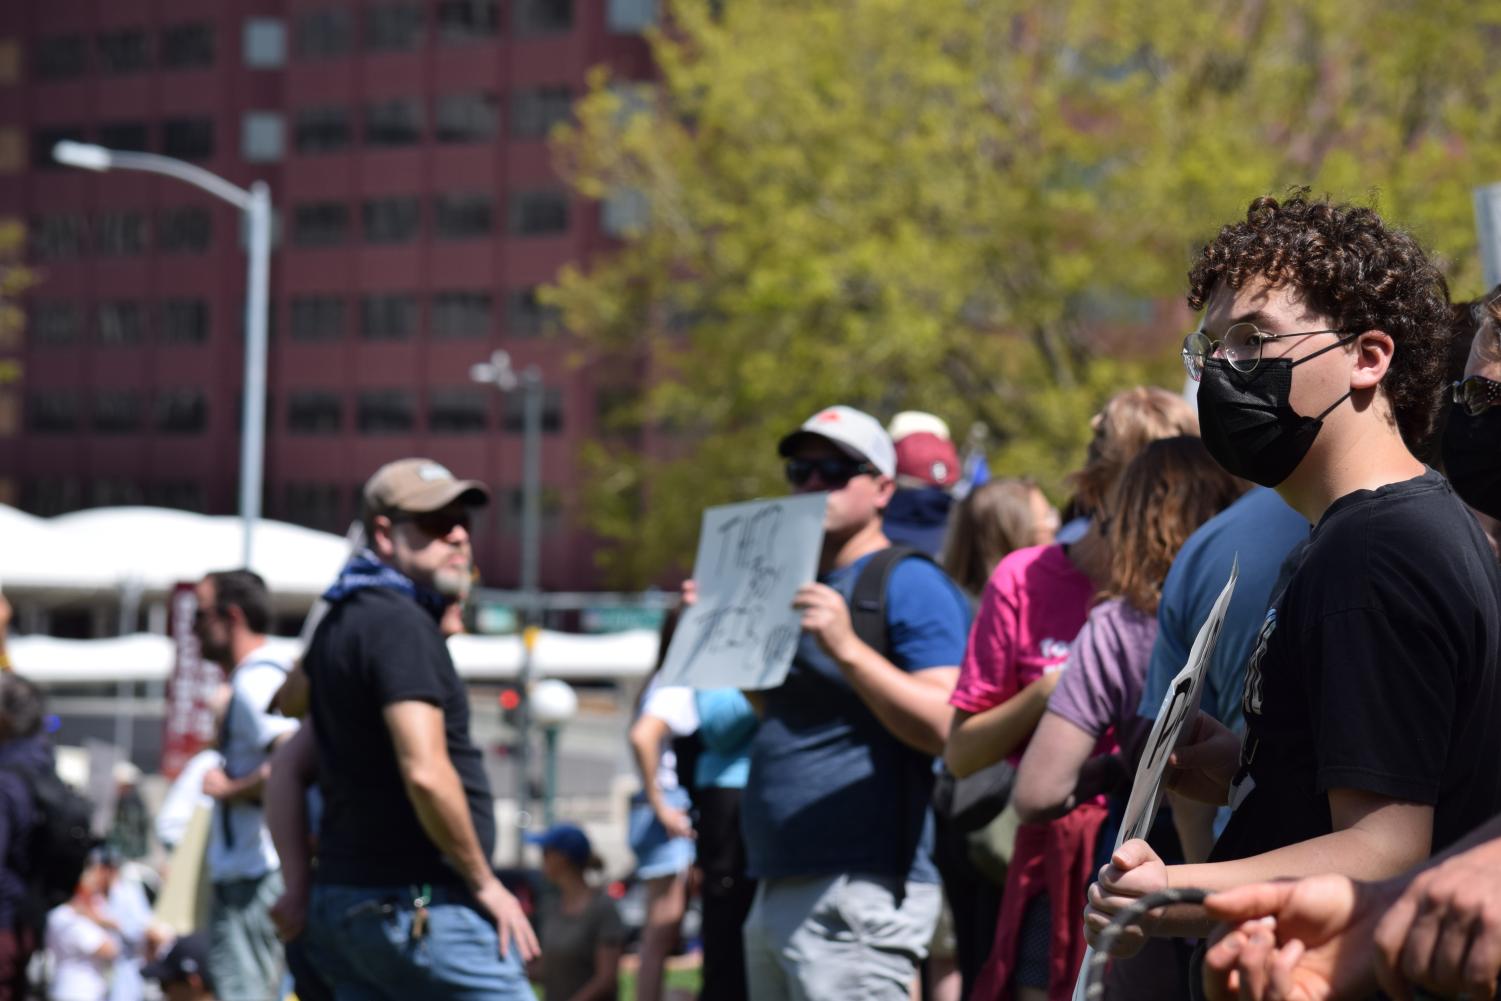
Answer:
[{"left": 323, "top": 548, "right": 450, "bottom": 619}]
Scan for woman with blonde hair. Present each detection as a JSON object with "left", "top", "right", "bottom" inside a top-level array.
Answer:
[{"left": 942, "top": 479, "right": 1059, "bottom": 599}]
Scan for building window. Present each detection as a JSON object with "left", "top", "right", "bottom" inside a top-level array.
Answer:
[
  {"left": 366, "top": 4, "right": 425, "bottom": 51},
  {"left": 290, "top": 296, "right": 346, "bottom": 342},
  {"left": 434, "top": 194, "right": 493, "bottom": 239},
  {"left": 435, "top": 93, "right": 497, "bottom": 143},
  {"left": 362, "top": 196, "right": 421, "bottom": 243},
  {"left": 429, "top": 388, "right": 489, "bottom": 432},
  {"left": 35, "top": 35, "right": 89, "bottom": 80},
  {"left": 89, "top": 479, "right": 146, "bottom": 507},
  {"left": 161, "top": 23, "right": 215, "bottom": 68},
  {"left": 94, "top": 211, "right": 148, "bottom": 256},
  {"left": 296, "top": 8, "right": 354, "bottom": 58},
  {"left": 603, "top": 188, "right": 649, "bottom": 236},
  {"left": 282, "top": 482, "right": 344, "bottom": 529},
  {"left": 0, "top": 129, "right": 21, "bottom": 174},
  {"left": 158, "top": 206, "right": 212, "bottom": 253},
  {"left": 498, "top": 485, "right": 565, "bottom": 535},
  {"left": 27, "top": 392, "right": 80, "bottom": 433},
  {"left": 147, "top": 481, "right": 206, "bottom": 512},
  {"left": 365, "top": 98, "right": 423, "bottom": 146},
  {"left": 98, "top": 122, "right": 150, "bottom": 151},
  {"left": 98, "top": 302, "right": 145, "bottom": 345},
  {"left": 242, "top": 112, "right": 285, "bottom": 162},
  {"left": 292, "top": 202, "right": 350, "bottom": 247},
  {"left": 505, "top": 287, "right": 561, "bottom": 337},
  {"left": 293, "top": 106, "right": 350, "bottom": 154},
  {"left": 508, "top": 190, "right": 568, "bottom": 236},
  {"left": 31, "top": 214, "right": 87, "bottom": 260},
  {"left": 509, "top": 86, "right": 572, "bottom": 139},
  {"left": 357, "top": 390, "right": 415, "bottom": 433},
  {"left": 33, "top": 127, "right": 87, "bottom": 169},
  {"left": 608, "top": 0, "right": 658, "bottom": 32},
  {"left": 244, "top": 18, "right": 288, "bottom": 69},
  {"left": 431, "top": 292, "right": 492, "bottom": 338},
  {"left": 436, "top": 1, "right": 500, "bottom": 42},
  {"left": 360, "top": 294, "right": 417, "bottom": 340},
  {"left": 92, "top": 391, "right": 144, "bottom": 434},
  {"left": 96, "top": 29, "right": 151, "bottom": 75},
  {"left": 514, "top": 0, "right": 573, "bottom": 36},
  {"left": 160, "top": 300, "right": 210, "bottom": 344},
  {"left": 162, "top": 118, "right": 214, "bottom": 160},
  {"left": 32, "top": 303, "right": 85, "bottom": 346},
  {"left": 155, "top": 390, "right": 208, "bottom": 433},
  {"left": 502, "top": 385, "right": 564, "bottom": 432},
  {"left": 288, "top": 391, "right": 343, "bottom": 433}
]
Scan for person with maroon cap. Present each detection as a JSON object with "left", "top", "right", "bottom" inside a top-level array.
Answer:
[
  {"left": 269, "top": 458, "right": 538, "bottom": 1000},
  {"left": 883, "top": 411, "right": 963, "bottom": 558}
]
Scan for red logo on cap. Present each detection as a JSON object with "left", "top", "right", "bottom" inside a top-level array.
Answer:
[{"left": 816, "top": 410, "right": 842, "bottom": 423}]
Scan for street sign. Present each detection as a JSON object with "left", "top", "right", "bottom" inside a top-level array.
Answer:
[{"left": 1475, "top": 182, "right": 1501, "bottom": 289}]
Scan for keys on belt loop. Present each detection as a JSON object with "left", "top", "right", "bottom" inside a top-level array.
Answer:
[{"left": 410, "top": 884, "right": 432, "bottom": 942}]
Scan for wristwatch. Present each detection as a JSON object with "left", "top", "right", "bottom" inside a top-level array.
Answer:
[{"left": 1453, "top": 374, "right": 1501, "bottom": 416}]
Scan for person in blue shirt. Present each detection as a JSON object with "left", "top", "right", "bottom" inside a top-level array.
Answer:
[
  {"left": 692, "top": 689, "right": 758, "bottom": 1001},
  {"left": 738, "top": 405, "right": 971, "bottom": 1001}
]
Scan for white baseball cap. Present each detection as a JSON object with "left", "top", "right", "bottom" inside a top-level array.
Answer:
[
  {"left": 778, "top": 405, "right": 897, "bottom": 478},
  {"left": 887, "top": 410, "right": 952, "bottom": 443}
]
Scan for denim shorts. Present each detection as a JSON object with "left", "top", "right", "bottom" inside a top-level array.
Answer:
[{"left": 629, "top": 787, "right": 696, "bottom": 880}]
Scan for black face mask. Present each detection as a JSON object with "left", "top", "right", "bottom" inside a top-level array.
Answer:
[
  {"left": 1442, "top": 404, "right": 1501, "bottom": 520},
  {"left": 1196, "top": 339, "right": 1353, "bottom": 488}
]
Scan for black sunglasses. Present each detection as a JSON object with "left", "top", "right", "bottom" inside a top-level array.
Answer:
[
  {"left": 784, "top": 457, "right": 878, "bottom": 488},
  {"left": 392, "top": 508, "right": 472, "bottom": 538}
]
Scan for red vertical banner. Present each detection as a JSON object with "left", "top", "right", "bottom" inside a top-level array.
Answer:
[{"left": 161, "top": 583, "right": 224, "bottom": 779}]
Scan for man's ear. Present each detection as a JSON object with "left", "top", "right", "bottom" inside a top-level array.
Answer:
[
  {"left": 370, "top": 515, "right": 397, "bottom": 559},
  {"left": 873, "top": 475, "right": 897, "bottom": 512},
  {"left": 1351, "top": 329, "right": 1395, "bottom": 392}
]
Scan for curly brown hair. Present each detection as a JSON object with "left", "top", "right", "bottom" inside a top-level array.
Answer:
[{"left": 1187, "top": 193, "right": 1452, "bottom": 452}]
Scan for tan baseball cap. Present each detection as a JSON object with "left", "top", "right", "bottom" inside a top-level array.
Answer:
[{"left": 362, "top": 458, "right": 490, "bottom": 518}]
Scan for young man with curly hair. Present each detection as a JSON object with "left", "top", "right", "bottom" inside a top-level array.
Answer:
[{"left": 1082, "top": 194, "right": 1501, "bottom": 967}]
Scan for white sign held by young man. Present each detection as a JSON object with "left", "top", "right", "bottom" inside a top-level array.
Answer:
[{"left": 657, "top": 493, "right": 827, "bottom": 690}]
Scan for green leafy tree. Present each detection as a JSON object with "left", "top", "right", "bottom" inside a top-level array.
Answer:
[{"left": 549, "top": 0, "right": 1501, "bottom": 584}]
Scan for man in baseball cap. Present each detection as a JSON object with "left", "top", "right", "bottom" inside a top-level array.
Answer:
[
  {"left": 142, "top": 934, "right": 215, "bottom": 1001},
  {"left": 884, "top": 412, "right": 961, "bottom": 557},
  {"left": 740, "top": 405, "right": 972, "bottom": 1001}
]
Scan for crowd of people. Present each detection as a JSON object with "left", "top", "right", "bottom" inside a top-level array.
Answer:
[{"left": 1, "top": 189, "right": 1500, "bottom": 1001}]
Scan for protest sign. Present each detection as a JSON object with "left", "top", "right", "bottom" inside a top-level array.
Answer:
[
  {"left": 1072, "top": 557, "right": 1239, "bottom": 1001},
  {"left": 656, "top": 493, "right": 826, "bottom": 690}
]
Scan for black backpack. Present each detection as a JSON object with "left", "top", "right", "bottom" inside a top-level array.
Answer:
[{"left": 2, "top": 762, "right": 96, "bottom": 930}]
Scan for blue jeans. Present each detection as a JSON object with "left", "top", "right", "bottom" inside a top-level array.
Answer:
[{"left": 303, "top": 883, "right": 531, "bottom": 1001}]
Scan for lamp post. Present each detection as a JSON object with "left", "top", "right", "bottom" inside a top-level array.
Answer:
[
  {"left": 53, "top": 141, "right": 273, "bottom": 569},
  {"left": 530, "top": 678, "right": 578, "bottom": 828}
]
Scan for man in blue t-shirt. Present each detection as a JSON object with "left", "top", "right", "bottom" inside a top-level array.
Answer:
[{"left": 739, "top": 405, "right": 971, "bottom": 1001}]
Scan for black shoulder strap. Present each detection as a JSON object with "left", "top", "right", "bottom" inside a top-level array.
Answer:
[{"left": 850, "top": 546, "right": 931, "bottom": 655}]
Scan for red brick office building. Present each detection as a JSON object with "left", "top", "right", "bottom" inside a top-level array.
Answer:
[{"left": 0, "top": 0, "right": 657, "bottom": 590}]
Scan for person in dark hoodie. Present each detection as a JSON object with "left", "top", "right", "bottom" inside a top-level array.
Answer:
[
  {"left": 0, "top": 671, "right": 54, "bottom": 1001},
  {"left": 883, "top": 411, "right": 962, "bottom": 558}
]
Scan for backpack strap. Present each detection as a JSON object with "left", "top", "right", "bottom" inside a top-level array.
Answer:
[{"left": 849, "top": 545, "right": 931, "bottom": 654}]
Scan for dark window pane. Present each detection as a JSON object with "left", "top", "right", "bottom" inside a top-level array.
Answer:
[
  {"left": 296, "top": 8, "right": 353, "bottom": 58},
  {"left": 294, "top": 106, "right": 351, "bottom": 154},
  {"left": 282, "top": 482, "right": 343, "bottom": 529},
  {"left": 365, "top": 98, "right": 423, "bottom": 146},
  {"left": 508, "top": 190, "right": 568, "bottom": 236},
  {"left": 33, "top": 127, "right": 87, "bottom": 169},
  {"left": 94, "top": 212, "right": 148, "bottom": 256},
  {"left": 288, "top": 391, "right": 343, "bottom": 433},
  {"left": 362, "top": 196, "right": 421, "bottom": 243},
  {"left": 161, "top": 23, "right": 215, "bottom": 68},
  {"left": 366, "top": 4, "right": 424, "bottom": 51},
  {"left": 92, "top": 391, "right": 143, "bottom": 434},
  {"left": 290, "top": 296, "right": 346, "bottom": 342},
  {"left": 436, "top": 1, "right": 500, "bottom": 42},
  {"left": 32, "top": 303, "right": 85, "bottom": 346},
  {"left": 292, "top": 202, "right": 350, "bottom": 247},
  {"left": 509, "top": 86, "right": 572, "bottom": 139},
  {"left": 504, "top": 287, "right": 561, "bottom": 337},
  {"left": 502, "top": 385, "right": 564, "bottom": 432},
  {"left": 157, "top": 206, "right": 212, "bottom": 252},
  {"left": 98, "top": 122, "right": 150, "bottom": 151},
  {"left": 160, "top": 300, "right": 210, "bottom": 344},
  {"left": 97, "top": 29, "right": 151, "bottom": 75},
  {"left": 360, "top": 294, "right": 417, "bottom": 340},
  {"left": 31, "top": 214, "right": 87, "bottom": 259},
  {"left": 431, "top": 292, "right": 492, "bottom": 338},
  {"left": 514, "top": 0, "right": 573, "bottom": 35},
  {"left": 155, "top": 389, "right": 208, "bottom": 433},
  {"left": 434, "top": 194, "right": 493, "bottom": 239},
  {"left": 497, "top": 485, "right": 565, "bottom": 535},
  {"left": 98, "top": 302, "right": 144, "bottom": 345},
  {"left": 89, "top": 478, "right": 145, "bottom": 507},
  {"left": 429, "top": 388, "right": 489, "bottom": 432},
  {"left": 435, "top": 92, "right": 497, "bottom": 143},
  {"left": 162, "top": 118, "right": 214, "bottom": 159},
  {"left": 357, "top": 389, "right": 414, "bottom": 433},
  {"left": 35, "top": 35, "right": 89, "bottom": 81},
  {"left": 27, "top": 392, "right": 80, "bottom": 433},
  {"left": 145, "top": 481, "right": 205, "bottom": 512}
]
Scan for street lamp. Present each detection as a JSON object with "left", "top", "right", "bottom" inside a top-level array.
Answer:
[
  {"left": 53, "top": 140, "right": 273, "bottom": 569},
  {"left": 530, "top": 678, "right": 578, "bottom": 827}
]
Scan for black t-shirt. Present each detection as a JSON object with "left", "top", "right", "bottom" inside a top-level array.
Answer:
[
  {"left": 1213, "top": 470, "right": 1501, "bottom": 863},
  {"left": 306, "top": 586, "right": 495, "bottom": 886}
]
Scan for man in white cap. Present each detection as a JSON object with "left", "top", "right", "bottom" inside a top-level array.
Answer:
[
  {"left": 883, "top": 411, "right": 962, "bottom": 558},
  {"left": 739, "top": 406, "right": 971, "bottom": 1001}
]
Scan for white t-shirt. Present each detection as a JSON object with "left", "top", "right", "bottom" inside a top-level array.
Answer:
[
  {"left": 46, "top": 903, "right": 112, "bottom": 1001},
  {"left": 154, "top": 748, "right": 221, "bottom": 852},
  {"left": 207, "top": 649, "right": 299, "bottom": 882},
  {"left": 638, "top": 682, "right": 699, "bottom": 793}
]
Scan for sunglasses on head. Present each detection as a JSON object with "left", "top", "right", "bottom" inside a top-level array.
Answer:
[
  {"left": 392, "top": 507, "right": 472, "bottom": 538},
  {"left": 784, "top": 457, "right": 879, "bottom": 488}
]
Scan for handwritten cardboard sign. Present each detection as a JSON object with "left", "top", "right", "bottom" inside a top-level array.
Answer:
[{"left": 657, "top": 494, "right": 827, "bottom": 690}]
